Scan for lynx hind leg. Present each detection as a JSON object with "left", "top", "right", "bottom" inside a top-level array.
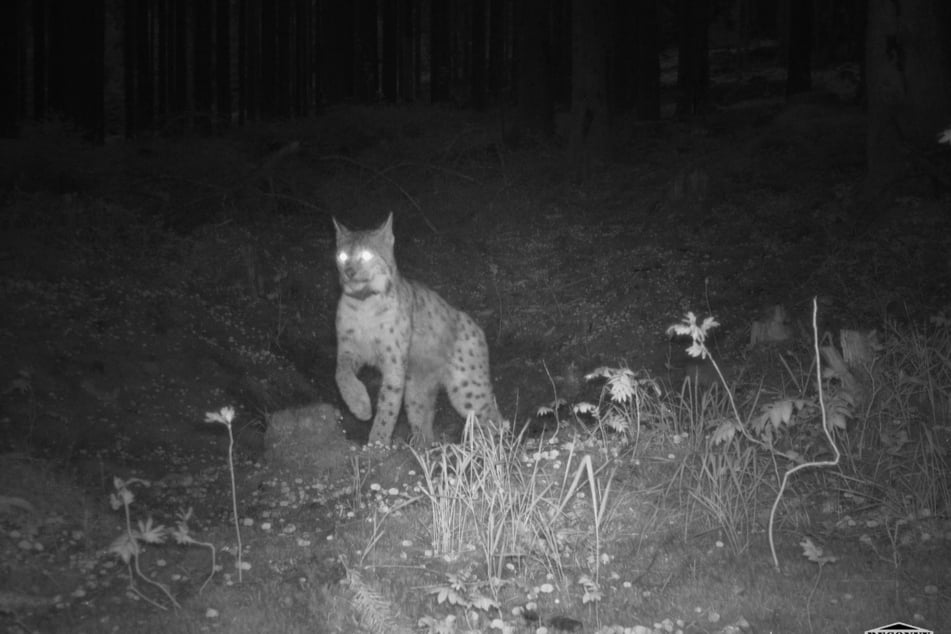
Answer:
[
  {"left": 447, "top": 319, "right": 498, "bottom": 426},
  {"left": 404, "top": 372, "right": 440, "bottom": 447},
  {"left": 367, "top": 366, "right": 405, "bottom": 445}
]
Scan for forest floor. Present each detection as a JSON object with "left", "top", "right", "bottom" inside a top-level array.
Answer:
[{"left": 1, "top": 82, "right": 950, "bottom": 633}]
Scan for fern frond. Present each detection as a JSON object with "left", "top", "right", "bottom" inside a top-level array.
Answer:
[{"left": 347, "top": 568, "right": 412, "bottom": 634}]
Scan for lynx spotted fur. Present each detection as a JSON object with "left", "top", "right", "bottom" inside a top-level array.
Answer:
[{"left": 333, "top": 213, "right": 500, "bottom": 446}]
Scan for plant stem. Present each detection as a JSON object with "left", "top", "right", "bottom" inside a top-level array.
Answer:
[{"left": 226, "top": 424, "right": 243, "bottom": 582}]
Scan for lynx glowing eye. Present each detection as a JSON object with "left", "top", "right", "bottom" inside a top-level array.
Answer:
[
  {"left": 337, "top": 251, "right": 348, "bottom": 264},
  {"left": 358, "top": 250, "right": 374, "bottom": 263}
]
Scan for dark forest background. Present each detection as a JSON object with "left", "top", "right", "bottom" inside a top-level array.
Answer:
[{"left": 1, "top": 0, "right": 949, "bottom": 195}]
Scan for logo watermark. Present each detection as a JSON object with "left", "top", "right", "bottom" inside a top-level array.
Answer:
[{"left": 865, "top": 623, "right": 932, "bottom": 634}]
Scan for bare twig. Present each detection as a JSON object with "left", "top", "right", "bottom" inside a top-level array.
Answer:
[
  {"left": 542, "top": 360, "right": 562, "bottom": 428},
  {"left": 263, "top": 191, "right": 326, "bottom": 213},
  {"left": 376, "top": 161, "right": 479, "bottom": 184},
  {"left": 768, "top": 298, "right": 842, "bottom": 571}
]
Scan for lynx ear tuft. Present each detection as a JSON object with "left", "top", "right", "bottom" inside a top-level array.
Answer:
[
  {"left": 333, "top": 217, "right": 349, "bottom": 240},
  {"left": 379, "top": 212, "right": 395, "bottom": 246}
]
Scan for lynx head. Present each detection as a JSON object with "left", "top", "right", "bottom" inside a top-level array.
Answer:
[{"left": 333, "top": 213, "right": 398, "bottom": 300}]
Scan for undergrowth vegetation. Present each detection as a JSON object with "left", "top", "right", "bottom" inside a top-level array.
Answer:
[
  {"left": 315, "top": 308, "right": 950, "bottom": 633},
  {"left": 3, "top": 300, "right": 947, "bottom": 632}
]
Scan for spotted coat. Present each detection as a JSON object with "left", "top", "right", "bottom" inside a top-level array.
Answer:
[{"left": 333, "top": 213, "right": 500, "bottom": 446}]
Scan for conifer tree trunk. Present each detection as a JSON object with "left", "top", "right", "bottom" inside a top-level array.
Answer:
[
  {"left": 194, "top": 0, "right": 213, "bottom": 131},
  {"left": 124, "top": 0, "right": 155, "bottom": 135},
  {"left": 158, "top": 0, "right": 169, "bottom": 120},
  {"left": 675, "top": 0, "right": 711, "bottom": 116},
  {"left": 634, "top": 0, "right": 660, "bottom": 120},
  {"left": 488, "top": 0, "right": 505, "bottom": 98},
  {"left": 431, "top": 0, "right": 451, "bottom": 102},
  {"left": 866, "top": 0, "right": 951, "bottom": 196},
  {"left": 238, "top": 0, "right": 248, "bottom": 121},
  {"left": 784, "top": 0, "right": 813, "bottom": 96},
  {"left": 515, "top": 0, "right": 552, "bottom": 136},
  {"left": 398, "top": 0, "right": 416, "bottom": 101},
  {"left": 276, "top": 0, "right": 292, "bottom": 115},
  {"left": 319, "top": 1, "right": 355, "bottom": 103},
  {"left": 217, "top": 0, "right": 231, "bottom": 125},
  {"left": 260, "top": 0, "right": 277, "bottom": 115},
  {"left": 33, "top": 0, "right": 47, "bottom": 119},
  {"left": 357, "top": 0, "right": 378, "bottom": 101},
  {"left": 48, "top": 0, "right": 105, "bottom": 140},
  {"left": 382, "top": 0, "right": 398, "bottom": 101},
  {"left": 570, "top": 0, "right": 609, "bottom": 178},
  {"left": 471, "top": 0, "right": 487, "bottom": 109},
  {"left": 172, "top": 0, "right": 188, "bottom": 131},
  {"left": 0, "top": 0, "right": 17, "bottom": 138},
  {"left": 294, "top": 0, "right": 310, "bottom": 115}
]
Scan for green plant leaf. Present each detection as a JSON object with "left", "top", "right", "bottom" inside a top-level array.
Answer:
[
  {"left": 137, "top": 517, "right": 168, "bottom": 544},
  {"left": 469, "top": 593, "right": 499, "bottom": 611},
  {"left": 573, "top": 402, "right": 597, "bottom": 415},
  {"left": 108, "top": 533, "right": 139, "bottom": 564},
  {"left": 711, "top": 420, "right": 737, "bottom": 445},
  {"left": 800, "top": 537, "right": 837, "bottom": 565}
]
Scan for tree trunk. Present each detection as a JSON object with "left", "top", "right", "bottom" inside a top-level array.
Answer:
[
  {"left": 0, "top": 0, "right": 17, "bottom": 138},
  {"left": 124, "top": 0, "right": 154, "bottom": 136},
  {"left": 414, "top": 0, "right": 422, "bottom": 98},
  {"left": 123, "top": 0, "right": 136, "bottom": 136},
  {"left": 238, "top": 0, "right": 248, "bottom": 122},
  {"left": 570, "top": 0, "right": 609, "bottom": 178},
  {"left": 310, "top": 0, "right": 320, "bottom": 111},
  {"left": 550, "top": 0, "right": 571, "bottom": 103},
  {"left": 515, "top": 0, "right": 552, "bottom": 137},
  {"left": 488, "top": 0, "right": 505, "bottom": 98},
  {"left": 633, "top": 0, "right": 660, "bottom": 120},
  {"left": 217, "top": 0, "right": 231, "bottom": 125},
  {"left": 471, "top": 0, "right": 487, "bottom": 109},
  {"left": 398, "top": 0, "right": 416, "bottom": 101},
  {"left": 356, "top": 0, "right": 378, "bottom": 101},
  {"left": 33, "top": 0, "right": 47, "bottom": 119},
  {"left": 276, "top": 0, "right": 291, "bottom": 116},
  {"left": 172, "top": 0, "right": 188, "bottom": 132},
  {"left": 865, "top": 0, "right": 951, "bottom": 197},
  {"left": 137, "top": 0, "right": 156, "bottom": 133},
  {"left": 783, "top": 0, "right": 812, "bottom": 96},
  {"left": 47, "top": 0, "right": 66, "bottom": 117},
  {"left": 430, "top": 0, "right": 451, "bottom": 102},
  {"left": 158, "top": 0, "right": 169, "bottom": 120},
  {"left": 319, "top": 1, "right": 354, "bottom": 103},
  {"left": 382, "top": 0, "right": 398, "bottom": 101},
  {"left": 610, "top": 0, "right": 634, "bottom": 113},
  {"left": 260, "top": 0, "right": 276, "bottom": 116},
  {"left": 80, "top": 0, "right": 105, "bottom": 142},
  {"left": 675, "top": 0, "right": 711, "bottom": 116},
  {"left": 610, "top": 0, "right": 659, "bottom": 119},
  {"left": 194, "top": 0, "right": 213, "bottom": 131},
  {"left": 853, "top": 0, "right": 867, "bottom": 103},
  {"left": 49, "top": 0, "right": 105, "bottom": 140},
  {"left": 294, "top": 0, "right": 310, "bottom": 116}
]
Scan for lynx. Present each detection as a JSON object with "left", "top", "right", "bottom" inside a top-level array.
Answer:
[{"left": 333, "top": 213, "right": 501, "bottom": 446}]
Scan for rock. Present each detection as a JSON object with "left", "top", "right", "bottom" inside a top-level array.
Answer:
[{"left": 264, "top": 403, "right": 352, "bottom": 478}]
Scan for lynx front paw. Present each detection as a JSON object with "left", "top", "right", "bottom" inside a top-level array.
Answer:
[
  {"left": 345, "top": 392, "right": 372, "bottom": 421},
  {"left": 337, "top": 375, "right": 372, "bottom": 421}
]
